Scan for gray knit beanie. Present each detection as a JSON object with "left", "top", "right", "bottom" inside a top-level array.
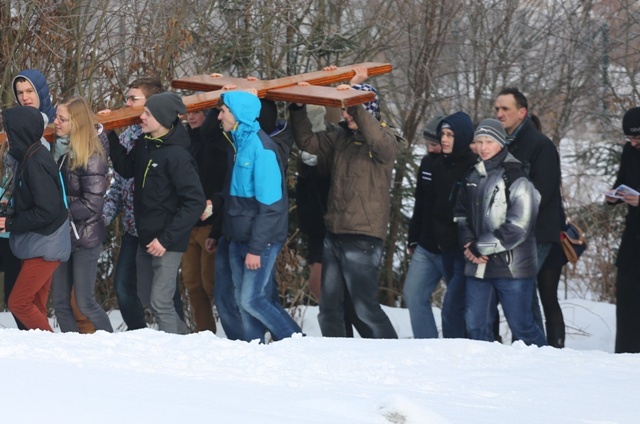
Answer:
[
  {"left": 474, "top": 118, "right": 507, "bottom": 147},
  {"left": 422, "top": 115, "right": 445, "bottom": 142},
  {"left": 145, "top": 92, "right": 187, "bottom": 129}
]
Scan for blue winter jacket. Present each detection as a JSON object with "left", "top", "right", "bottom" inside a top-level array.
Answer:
[{"left": 220, "top": 91, "right": 288, "bottom": 255}]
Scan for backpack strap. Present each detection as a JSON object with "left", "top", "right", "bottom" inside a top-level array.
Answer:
[{"left": 501, "top": 161, "right": 529, "bottom": 206}]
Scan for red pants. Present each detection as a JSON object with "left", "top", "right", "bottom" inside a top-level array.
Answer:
[{"left": 8, "top": 257, "right": 60, "bottom": 332}]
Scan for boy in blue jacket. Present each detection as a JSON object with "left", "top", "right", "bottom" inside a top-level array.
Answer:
[{"left": 217, "top": 90, "right": 301, "bottom": 343}]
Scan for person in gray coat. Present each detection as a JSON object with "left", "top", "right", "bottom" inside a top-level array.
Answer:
[{"left": 455, "top": 119, "right": 546, "bottom": 346}]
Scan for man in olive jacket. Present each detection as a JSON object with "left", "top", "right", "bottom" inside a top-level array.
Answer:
[{"left": 289, "top": 80, "right": 398, "bottom": 338}]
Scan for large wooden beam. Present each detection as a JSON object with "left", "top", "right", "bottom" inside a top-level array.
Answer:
[
  {"left": 265, "top": 85, "right": 375, "bottom": 108},
  {"left": 1, "top": 62, "right": 392, "bottom": 143},
  {"left": 171, "top": 62, "right": 391, "bottom": 93}
]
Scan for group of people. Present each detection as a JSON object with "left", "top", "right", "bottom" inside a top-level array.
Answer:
[
  {"left": 0, "top": 69, "right": 302, "bottom": 342},
  {"left": 404, "top": 89, "right": 567, "bottom": 348},
  {"left": 0, "top": 67, "right": 638, "bottom": 352},
  {"left": 405, "top": 90, "right": 640, "bottom": 353}
]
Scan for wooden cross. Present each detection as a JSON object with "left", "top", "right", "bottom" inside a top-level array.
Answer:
[{"left": 0, "top": 62, "right": 391, "bottom": 143}]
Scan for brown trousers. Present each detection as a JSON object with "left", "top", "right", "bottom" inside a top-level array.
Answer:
[
  {"left": 181, "top": 225, "right": 216, "bottom": 332},
  {"left": 71, "top": 290, "right": 96, "bottom": 334},
  {"left": 8, "top": 257, "right": 59, "bottom": 332}
]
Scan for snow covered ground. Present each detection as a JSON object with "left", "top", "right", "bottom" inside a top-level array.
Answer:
[{"left": 1, "top": 300, "right": 638, "bottom": 424}]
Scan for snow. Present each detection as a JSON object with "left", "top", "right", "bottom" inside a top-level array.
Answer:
[{"left": 1, "top": 301, "right": 638, "bottom": 424}]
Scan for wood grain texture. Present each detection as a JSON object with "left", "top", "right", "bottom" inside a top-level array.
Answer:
[
  {"left": 171, "top": 62, "right": 391, "bottom": 93},
  {"left": 0, "top": 62, "right": 391, "bottom": 143},
  {"left": 266, "top": 85, "right": 375, "bottom": 108}
]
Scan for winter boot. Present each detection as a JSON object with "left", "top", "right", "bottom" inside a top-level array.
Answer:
[{"left": 545, "top": 323, "right": 565, "bottom": 348}]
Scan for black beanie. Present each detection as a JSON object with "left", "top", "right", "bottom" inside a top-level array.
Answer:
[
  {"left": 146, "top": 92, "right": 187, "bottom": 129},
  {"left": 422, "top": 115, "right": 445, "bottom": 142},
  {"left": 622, "top": 107, "right": 640, "bottom": 136}
]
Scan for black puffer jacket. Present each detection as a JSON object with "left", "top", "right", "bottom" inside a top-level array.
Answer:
[
  {"left": 2, "top": 107, "right": 67, "bottom": 236},
  {"left": 109, "top": 120, "right": 205, "bottom": 252},
  {"left": 59, "top": 151, "right": 108, "bottom": 251}
]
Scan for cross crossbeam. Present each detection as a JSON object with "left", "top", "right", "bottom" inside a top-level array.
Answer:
[{"left": 0, "top": 62, "right": 392, "bottom": 143}]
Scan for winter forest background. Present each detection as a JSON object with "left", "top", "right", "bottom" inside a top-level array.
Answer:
[{"left": 0, "top": 0, "right": 638, "bottom": 327}]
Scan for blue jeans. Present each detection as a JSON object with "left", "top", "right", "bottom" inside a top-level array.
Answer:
[
  {"left": 228, "top": 240, "right": 301, "bottom": 343},
  {"left": 114, "top": 233, "right": 146, "bottom": 330},
  {"left": 441, "top": 250, "right": 467, "bottom": 338},
  {"left": 213, "top": 237, "right": 245, "bottom": 340},
  {"left": 318, "top": 233, "right": 397, "bottom": 339},
  {"left": 466, "top": 276, "right": 547, "bottom": 347},
  {"left": 403, "top": 245, "right": 445, "bottom": 339}
]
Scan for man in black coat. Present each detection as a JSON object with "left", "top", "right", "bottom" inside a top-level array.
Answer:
[
  {"left": 605, "top": 106, "right": 640, "bottom": 353},
  {"left": 109, "top": 92, "right": 205, "bottom": 334},
  {"left": 494, "top": 88, "right": 563, "bottom": 334}
]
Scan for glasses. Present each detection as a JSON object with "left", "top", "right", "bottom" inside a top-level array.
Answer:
[{"left": 125, "top": 95, "right": 146, "bottom": 103}]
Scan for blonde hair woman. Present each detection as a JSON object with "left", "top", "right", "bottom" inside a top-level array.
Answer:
[{"left": 51, "top": 97, "right": 113, "bottom": 333}]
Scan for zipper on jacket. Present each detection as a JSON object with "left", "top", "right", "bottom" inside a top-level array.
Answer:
[
  {"left": 142, "top": 159, "right": 153, "bottom": 188},
  {"left": 223, "top": 131, "right": 237, "bottom": 162},
  {"left": 486, "top": 185, "right": 499, "bottom": 216}
]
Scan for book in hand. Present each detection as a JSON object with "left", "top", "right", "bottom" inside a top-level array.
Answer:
[{"left": 606, "top": 184, "right": 640, "bottom": 199}]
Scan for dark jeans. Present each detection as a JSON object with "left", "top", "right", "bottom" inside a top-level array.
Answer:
[
  {"left": 214, "top": 237, "right": 245, "bottom": 340},
  {"left": 114, "top": 233, "right": 146, "bottom": 330},
  {"left": 318, "top": 232, "right": 397, "bottom": 339},
  {"left": 466, "top": 276, "right": 546, "bottom": 347},
  {"left": 441, "top": 250, "right": 467, "bottom": 338}
]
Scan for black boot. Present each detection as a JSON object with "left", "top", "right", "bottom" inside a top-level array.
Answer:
[{"left": 545, "top": 323, "right": 565, "bottom": 348}]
